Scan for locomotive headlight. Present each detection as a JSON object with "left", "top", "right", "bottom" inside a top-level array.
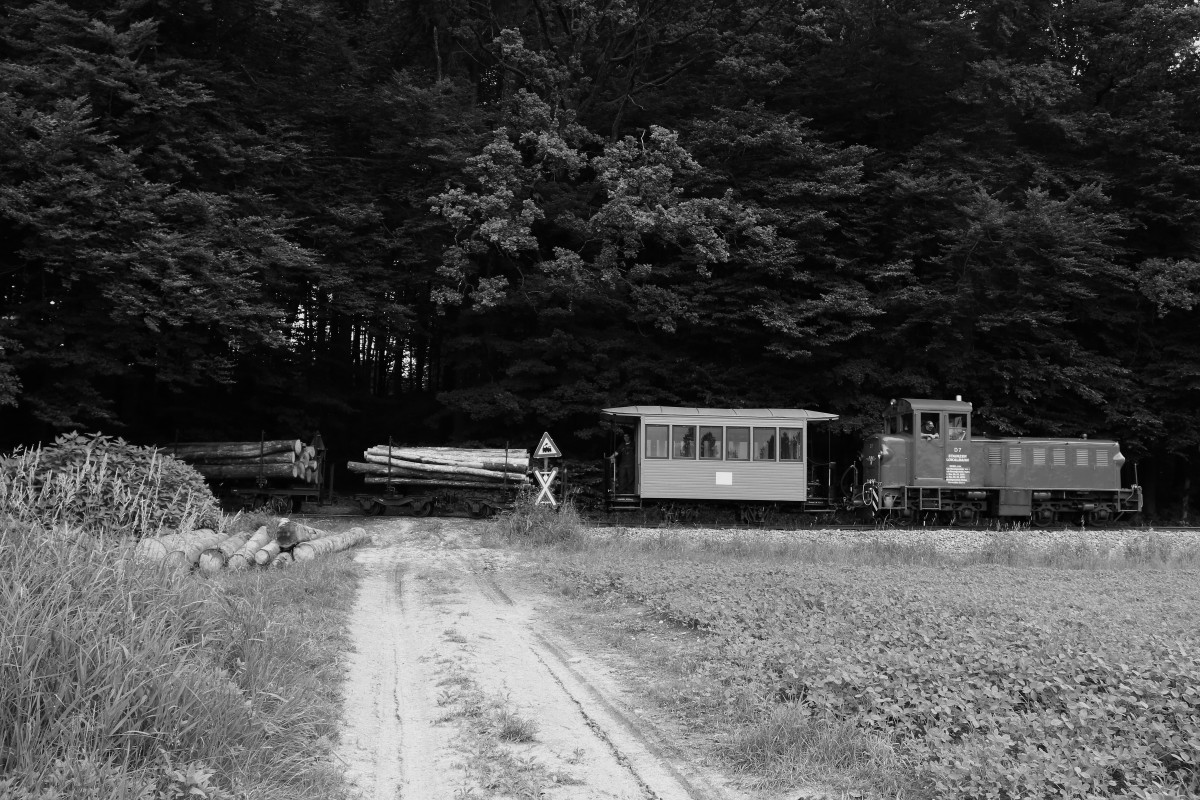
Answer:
[
  {"left": 879, "top": 443, "right": 891, "bottom": 462},
  {"left": 1113, "top": 452, "right": 1125, "bottom": 466}
]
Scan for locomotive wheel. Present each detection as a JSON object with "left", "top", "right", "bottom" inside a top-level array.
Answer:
[{"left": 1031, "top": 506, "right": 1056, "bottom": 528}]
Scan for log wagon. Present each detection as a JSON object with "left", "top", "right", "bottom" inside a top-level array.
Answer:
[
  {"left": 161, "top": 434, "right": 327, "bottom": 514},
  {"left": 347, "top": 444, "right": 529, "bottom": 517}
]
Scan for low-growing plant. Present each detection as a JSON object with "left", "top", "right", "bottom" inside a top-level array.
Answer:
[
  {"left": 0, "top": 432, "right": 221, "bottom": 537},
  {"left": 486, "top": 489, "right": 585, "bottom": 546}
]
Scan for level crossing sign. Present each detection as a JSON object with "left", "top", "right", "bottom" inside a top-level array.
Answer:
[
  {"left": 534, "top": 432, "right": 561, "bottom": 459},
  {"left": 532, "top": 432, "right": 561, "bottom": 506}
]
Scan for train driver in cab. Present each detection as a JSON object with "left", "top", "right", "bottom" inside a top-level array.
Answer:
[{"left": 921, "top": 420, "right": 939, "bottom": 440}]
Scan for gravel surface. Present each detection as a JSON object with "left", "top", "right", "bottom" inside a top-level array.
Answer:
[{"left": 587, "top": 525, "right": 1200, "bottom": 558}]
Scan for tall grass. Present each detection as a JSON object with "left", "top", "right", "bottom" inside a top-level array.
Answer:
[
  {"left": 0, "top": 516, "right": 353, "bottom": 800},
  {"left": 485, "top": 490, "right": 587, "bottom": 547}
]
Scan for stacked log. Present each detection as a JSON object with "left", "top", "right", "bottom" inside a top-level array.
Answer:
[
  {"left": 293, "top": 527, "right": 371, "bottom": 561},
  {"left": 160, "top": 439, "right": 322, "bottom": 485},
  {"left": 227, "top": 525, "right": 275, "bottom": 571},
  {"left": 348, "top": 446, "right": 529, "bottom": 486},
  {"left": 162, "top": 529, "right": 227, "bottom": 570},
  {"left": 198, "top": 531, "right": 254, "bottom": 576},
  {"left": 137, "top": 518, "right": 370, "bottom": 572}
]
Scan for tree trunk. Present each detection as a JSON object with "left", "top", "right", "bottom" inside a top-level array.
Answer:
[
  {"left": 293, "top": 527, "right": 371, "bottom": 561},
  {"left": 161, "top": 440, "right": 302, "bottom": 459},
  {"left": 254, "top": 539, "right": 283, "bottom": 566},
  {"left": 227, "top": 525, "right": 275, "bottom": 570},
  {"left": 198, "top": 532, "right": 253, "bottom": 575},
  {"left": 363, "top": 453, "right": 523, "bottom": 482},
  {"left": 192, "top": 463, "right": 298, "bottom": 479},
  {"left": 277, "top": 520, "right": 327, "bottom": 549},
  {"left": 163, "top": 529, "right": 226, "bottom": 570}
]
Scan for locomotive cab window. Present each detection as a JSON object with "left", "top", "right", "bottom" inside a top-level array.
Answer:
[
  {"left": 726, "top": 427, "right": 750, "bottom": 460},
  {"left": 672, "top": 426, "right": 696, "bottom": 459},
  {"left": 645, "top": 425, "right": 669, "bottom": 458},
  {"left": 901, "top": 413, "right": 913, "bottom": 434},
  {"left": 699, "top": 426, "right": 722, "bottom": 459},
  {"left": 753, "top": 428, "right": 776, "bottom": 461},
  {"left": 780, "top": 428, "right": 803, "bottom": 461},
  {"left": 948, "top": 415, "right": 967, "bottom": 441},
  {"left": 920, "top": 413, "right": 940, "bottom": 439}
]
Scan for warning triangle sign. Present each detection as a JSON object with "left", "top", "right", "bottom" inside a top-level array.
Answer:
[{"left": 533, "top": 431, "right": 562, "bottom": 458}]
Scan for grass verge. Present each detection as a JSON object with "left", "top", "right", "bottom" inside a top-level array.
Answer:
[{"left": 0, "top": 518, "right": 359, "bottom": 800}]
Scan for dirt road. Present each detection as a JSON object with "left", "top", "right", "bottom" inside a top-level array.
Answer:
[{"left": 336, "top": 518, "right": 761, "bottom": 800}]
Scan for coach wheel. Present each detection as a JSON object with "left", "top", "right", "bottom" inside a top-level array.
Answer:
[{"left": 1032, "top": 506, "right": 1056, "bottom": 527}]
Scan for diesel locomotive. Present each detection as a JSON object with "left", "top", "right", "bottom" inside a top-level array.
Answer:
[{"left": 853, "top": 398, "right": 1143, "bottom": 525}]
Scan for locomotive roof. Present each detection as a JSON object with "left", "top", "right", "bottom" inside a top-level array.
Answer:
[
  {"left": 602, "top": 406, "right": 838, "bottom": 421},
  {"left": 894, "top": 398, "right": 974, "bottom": 413}
]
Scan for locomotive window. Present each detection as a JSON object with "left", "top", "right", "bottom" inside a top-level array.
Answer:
[
  {"left": 645, "top": 425, "right": 669, "bottom": 459},
  {"left": 698, "top": 426, "right": 722, "bottom": 459},
  {"left": 672, "top": 426, "right": 697, "bottom": 459},
  {"left": 753, "top": 428, "right": 776, "bottom": 461},
  {"left": 726, "top": 427, "right": 750, "bottom": 460},
  {"left": 920, "top": 413, "right": 940, "bottom": 439},
  {"left": 949, "top": 415, "right": 967, "bottom": 441},
  {"left": 779, "top": 428, "right": 804, "bottom": 461}
]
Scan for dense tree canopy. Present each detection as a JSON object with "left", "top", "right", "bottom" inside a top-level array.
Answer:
[{"left": 2, "top": 0, "right": 1199, "bottom": 511}]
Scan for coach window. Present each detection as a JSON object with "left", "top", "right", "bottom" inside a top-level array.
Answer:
[
  {"left": 672, "top": 425, "right": 696, "bottom": 459},
  {"left": 645, "top": 425, "right": 669, "bottom": 459},
  {"left": 753, "top": 427, "right": 776, "bottom": 461},
  {"left": 699, "top": 426, "right": 722, "bottom": 459},
  {"left": 780, "top": 428, "right": 803, "bottom": 461},
  {"left": 726, "top": 427, "right": 750, "bottom": 460}
]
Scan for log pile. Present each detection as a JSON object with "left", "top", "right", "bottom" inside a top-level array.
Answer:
[
  {"left": 136, "top": 519, "right": 371, "bottom": 572},
  {"left": 348, "top": 446, "right": 529, "bottom": 487},
  {"left": 160, "top": 439, "right": 322, "bottom": 485}
]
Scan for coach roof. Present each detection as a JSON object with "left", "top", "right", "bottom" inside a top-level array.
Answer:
[{"left": 602, "top": 406, "right": 838, "bottom": 421}]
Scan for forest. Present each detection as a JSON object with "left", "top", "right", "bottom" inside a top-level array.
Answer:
[{"left": 1, "top": 0, "right": 1199, "bottom": 514}]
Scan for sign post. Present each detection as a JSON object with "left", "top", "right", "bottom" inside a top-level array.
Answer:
[{"left": 532, "top": 432, "right": 562, "bottom": 507}]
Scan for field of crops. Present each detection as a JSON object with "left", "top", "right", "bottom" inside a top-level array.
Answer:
[{"left": 552, "top": 555, "right": 1200, "bottom": 798}]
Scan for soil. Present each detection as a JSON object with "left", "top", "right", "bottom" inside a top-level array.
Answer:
[{"left": 335, "top": 518, "right": 775, "bottom": 800}]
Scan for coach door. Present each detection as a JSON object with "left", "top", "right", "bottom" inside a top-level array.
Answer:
[{"left": 914, "top": 411, "right": 944, "bottom": 481}]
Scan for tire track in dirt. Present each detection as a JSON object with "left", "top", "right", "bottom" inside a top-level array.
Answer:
[
  {"left": 338, "top": 523, "right": 455, "bottom": 800},
  {"left": 339, "top": 519, "right": 760, "bottom": 800}
]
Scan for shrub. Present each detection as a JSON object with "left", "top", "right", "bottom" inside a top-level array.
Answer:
[{"left": 0, "top": 432, "right": 220, "bottom": 537}]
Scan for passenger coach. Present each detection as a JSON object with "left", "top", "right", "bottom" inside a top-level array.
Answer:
[{"left": 601, "top": 406, "right": 840, "bottom": 513}]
